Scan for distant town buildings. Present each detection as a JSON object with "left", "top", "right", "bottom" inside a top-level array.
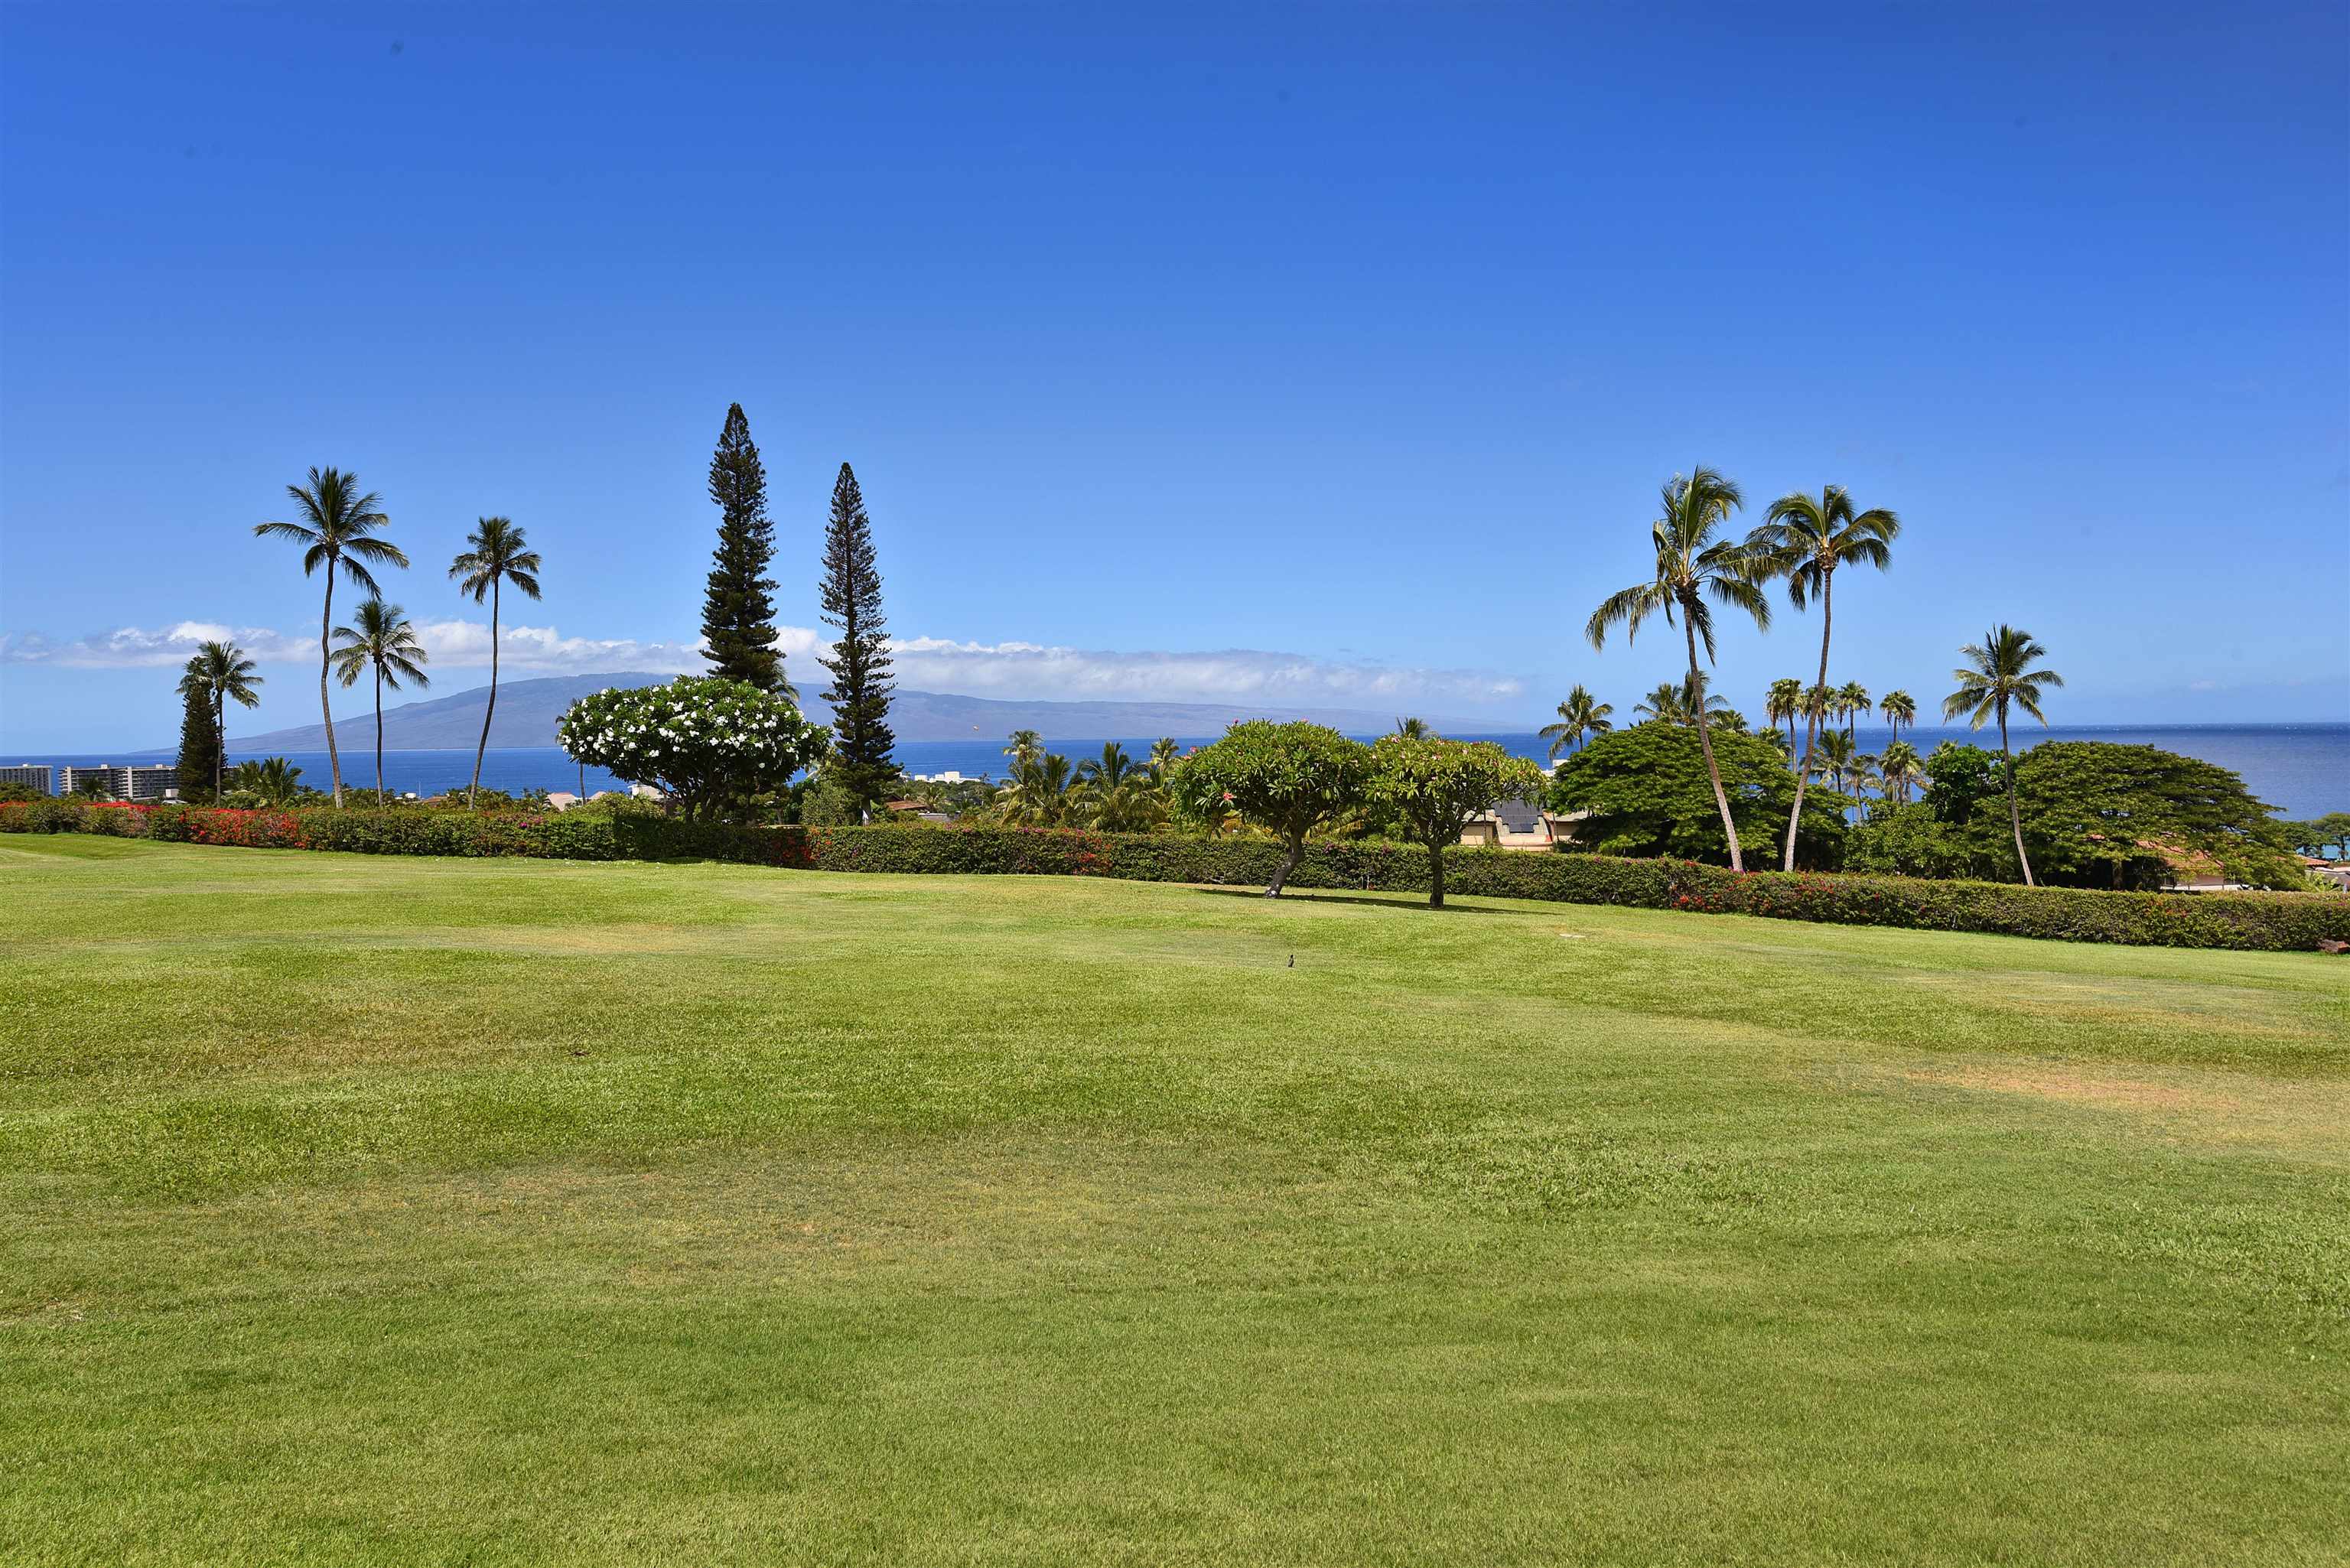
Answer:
[
  {"left": 1, "top": 763, "right": 56, "bottom": 794},
  {"left": 26, "top": 763, "right": 181, "bottom": 802}
]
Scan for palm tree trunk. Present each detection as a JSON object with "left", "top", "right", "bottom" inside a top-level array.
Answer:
[
  {"left": 1783, "top": 574, "right": 1831, "bottom": 870},
  {"left": 374, "top": 665, "right": 386, "bottom": 800},
  {"left": 2000, "top": 709, "right": 2034, "bottom": 886},
  {"left": 213, "top": 691, "right": 226, "bottom": 803},
  {"left": 321, "top": 570, "right": 342, "bottom": 808},
  {"left": 1684, "top": 613, "right": 1742, "bottom": 872},
  {"left": 470, "top": 580, "right": 498, "bottom": 809}
]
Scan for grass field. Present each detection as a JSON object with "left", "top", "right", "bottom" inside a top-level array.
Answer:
[{"left": 4, "top": 835, "right": 2346, "bottom": 1566}]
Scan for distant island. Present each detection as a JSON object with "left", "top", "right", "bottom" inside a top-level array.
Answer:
[{"left": 203, "top": 673, "right": 1500, "bottom": 752}]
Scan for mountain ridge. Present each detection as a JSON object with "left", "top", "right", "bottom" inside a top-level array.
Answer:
[{"left": 202, "top": 673, "right": 1509, "bottom": 751}]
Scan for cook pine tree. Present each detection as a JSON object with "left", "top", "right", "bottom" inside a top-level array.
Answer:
[
  {"left": 817, "top": 462, "right": 897, "bottom": 809},
  {"left": 699, "top": 403, "right": 788, "bottom": 694}
]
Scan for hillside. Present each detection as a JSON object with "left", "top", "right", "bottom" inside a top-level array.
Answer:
[{"left": 220, "top": 672, "right": 1497, "bottom": 750}]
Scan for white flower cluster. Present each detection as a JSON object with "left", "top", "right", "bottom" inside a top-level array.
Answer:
[{"left": 556, "top": 676, "right": 828, "bottom": 802}]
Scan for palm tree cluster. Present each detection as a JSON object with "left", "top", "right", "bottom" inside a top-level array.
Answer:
[
  {"left": 992, "top": 734, "right": 1185, "bottom": 831},
  {"left": 1577, "top": 467, "right": 2062, "bottom": 876},
  {"left": 248, "top": 467, "right": 542, "bottom": 808}
]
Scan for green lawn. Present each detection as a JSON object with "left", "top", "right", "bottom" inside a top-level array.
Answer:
[{"left": 4, "top": 835, "right": 2345, "bottom": 1566}]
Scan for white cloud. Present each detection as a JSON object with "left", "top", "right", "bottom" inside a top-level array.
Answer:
[{"left": 3, "top": 619, "right": 1526, "bottom": 713}]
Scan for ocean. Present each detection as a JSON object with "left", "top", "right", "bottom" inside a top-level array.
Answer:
[{"left": 37, "top": 722, "right": 2348, "bottom": 818}]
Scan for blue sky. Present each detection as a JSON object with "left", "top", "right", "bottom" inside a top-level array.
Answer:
[{"left": 3, "top": 2, "right": 2345, "bottom": 750}]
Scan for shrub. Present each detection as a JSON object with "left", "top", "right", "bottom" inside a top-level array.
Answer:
[{"left": 7, "top": 805, "right": 2345, "bottom": 952}]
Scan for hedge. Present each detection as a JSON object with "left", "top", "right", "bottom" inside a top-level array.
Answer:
[{"left": 7, "top": 800, "right": 2346, "bottom": 953}]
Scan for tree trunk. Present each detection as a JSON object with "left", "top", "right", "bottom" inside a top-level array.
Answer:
[
  {"left": 2001, "top": 709, "right": 2034, "bottom": 886},
  {"left": 1265, "top": 830, "right": 1301, "bottom": 896},
  {"left": 470, "top": 580, "right": 499, "bottom": 810},
  {"left": 1685, "top": 611, "right": 1742, "bottom": 872},
  {"left": 213, "top": 692, "right": 226, "bottom": 803},
  {"left": 1427, "top": 840, "right": 1447, "bottom": 909},
  {"left": 321, "top": 568, "right": 343, "bottom": 808},
  {"left": 374, "top": 666, "right": 385, "bottom": 800},
  {"left": 1783, "top": 571, "right": 1831, "bottom": 870}
]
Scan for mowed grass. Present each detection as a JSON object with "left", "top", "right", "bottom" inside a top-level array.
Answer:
[{"left": 3, "top": 837, "right": 2346, "bottom": 1566}]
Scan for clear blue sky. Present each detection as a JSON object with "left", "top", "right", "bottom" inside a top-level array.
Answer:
[{"left": 3, "top": 2, "right": 2345, "bottom": 750}]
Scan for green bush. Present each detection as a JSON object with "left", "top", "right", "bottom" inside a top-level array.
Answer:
[{"left": 6, "top": 803, "right": 2345, "bottom": 952}]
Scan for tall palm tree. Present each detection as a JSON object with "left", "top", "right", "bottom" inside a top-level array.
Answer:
[
  {"left": 176, "top": 639, "right": 263, "bottom": 802},
  {"left": 1587, "top": 467, "right": 1773, "bottom": 870},
  {"left": 329, "top": 598, "right": 430, "bottom": 801},
  {"left": 1539, "top": 685, "right": 1615, "bottom": 760},
  {"left": 1004, "top": 730, "right": 1043, "bottom": 771},
  {"left": 1835, "top": 681, "right": 1870, "bottom": 743},
  {"left": 1878, "top": 739, "right": 1922, "bottom": 806},
  {"left": 1752, "top": 485, "right": 1899, "bottom": 870},
  {"left": 1943, "top": 626, "right": 2063, "bottom": 886},
  {"left": 1879, "top": 689, "right": 1916, "bottom": 742},
  {"left": 1812, "top": 727, "right": 1858, "bottom": 795},
  {"left": 1764, "top": 678, "right": 1803, "bottom": 759},
  {"left": 254, "top": 467, "right": 405, "bottom": 807},
  {"left": 448, "top": 517, "right": 542, "bottom": 809}
]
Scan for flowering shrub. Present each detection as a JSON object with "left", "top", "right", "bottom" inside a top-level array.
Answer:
[
  {"left": 557, "top": 675, "right": 828, "bottom": 821},
  {"left": 6, "top": 804, "right": 2345, "bottom": 952}
]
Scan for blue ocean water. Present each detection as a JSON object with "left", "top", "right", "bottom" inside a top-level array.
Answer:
[{"left": 35, "top": 722, "right": 2346, "bottom": 818}]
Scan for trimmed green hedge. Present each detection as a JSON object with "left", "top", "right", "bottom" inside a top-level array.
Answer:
[{"left": 6, "top": 800, "right": 2345, "bottom": 952}]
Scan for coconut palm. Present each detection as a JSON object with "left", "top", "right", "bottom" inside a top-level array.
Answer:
[
  {"left": 1539, "top": 685, "right": 1615, "bottom": 760},
  {"left": 1764, "top": 678, "right": 1804, "bottom": 758},
  {"left": 1836, "top": 681, "right": 1871, "bottom": 743},
  {"left": 1943, "top": 626, "right": 2064, "bottom": 886},
  {"left": 1632, "top": 682, "right": 1690, "bottom": 725},
  {"left": 1811, "top": 727, "right": 1858, "bottom": 794},
  {"left": 1004, "top": 730, "right": 1043, "bottom": 770},
  {"left": 254, "top": 467, "right": 406, "bottom": 807},
  {"left": 1394, "top": 716, "right": 1433, "bottom": 739},
  {"left": 998, "top": 751, "right": 1074, "bottom": 826},
  {"left": 1878, "top": 739, "right": 1922, "bottom": 806},
  {"left": 1587, "top": 467, "right": 1773, "bottom": 870},
  {"left": 329, "top": 598, "right": 430, "bottom": 801},
  {"left": 1751, "top": 485, "right": 1899, "bottom": 870},
  {"left": 228, "top": 756, "right": 304, "bottom": 805},
  {"left": 1147, "top": 737, "right": 1181, "bottom": 782},
  {"left": 175, "top": 639, "right": 263, "bottom": 802},
  {"left": 448, "top": 517, "right": 542, "bottom": 810},
  {"left": 1879, "top": 689, "right": 1916, "bottom": 742},
  {"left": 1075, "top": 741, "right": 1165, "bottom": 832}
]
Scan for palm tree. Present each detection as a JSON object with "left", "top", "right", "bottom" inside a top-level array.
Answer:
[
  {"left": 1004, "top": 730, "right": 1043, "bottom": 771},
  {"left": 1812, "top": 728, "right": 1858, "bottom": 794},
  {"left": 1075, "top": 742, "right": 1165, "bottom": 832},
  {"left": 1538, "top": 685, "right": 1615, "bottom": 760},
  {"left": 1394, "top": 716, "right": 1433, "bottom": 739},
  {"left": 1751, "top": 485, "right": 1899, "bottom": 870},
  {"left": 1587, "top": 467, "right": 1773, "bottom": 870},
  {"left": 1878, "top": 739, "right": 1922, "bottom": 806},
  {"left": 998, "top": 751, "right": 1074, "bottom": 826},
  {"left": 1632, "top": 682, "right": 1691, "bottom": 725},
  {"left": 448, "top": 517, "right": 542, "bottom": 810},
  {"left": 1836, "top": 681, "right": 1871, "bottom": 743},
  {"left": 1146, "top": 737, "right": 1181, "bottom": 782},
  {"left": 1879, "top": 689, "right": 1916, "bottom": 742},
  {"left": 1764, "top": 678, "right": 1803, "bottom": 758},
  {"left": 228, "top": 756, "right": 304, "bottom": 805},
  {"left": 329, "top": 598, "right": 430, "bottom": 801},
  {"left": 176, "top": 639, "right": 263, "bottom": 802},
  {"left": 254, "top": 467, "right": 405, "bottom": 807},
  {"left": 1943, "top": 626, "right": 2064, "bottom": 886}
]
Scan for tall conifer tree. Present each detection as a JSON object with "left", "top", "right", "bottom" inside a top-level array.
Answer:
[
  {"left": 699, "top": 403, "right": 786, "bottom": 692},
  {"left": 174, "top": 662, "right": 223, "bottom": 802},
  {"left": 817, "top": 462, "right": 897, "bottom": 808}
]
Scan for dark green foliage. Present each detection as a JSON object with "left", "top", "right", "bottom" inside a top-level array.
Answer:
[
  {"left": 1368, "top": 735, "right": 1546, "bottom": 906},
  {"left": 1170, "top": 721, "right": 1373, "bottom": 894},
  {"left": 2011, "top": 742, "right": 2303, "bottom": 890},
  {"left": 816, "top": 463, "right": 897, "bottom": 808},
  {"left": 1551, "top": 721, "right": 1847, "bottom": 867},
  {"left": 2280, "top": 812, "right": 2350, "bottom": 860},
  {"left": 0, "top": 781, "right": 44, "bottom": 804},
  {"left": 699, "top": 404, "right": 785, "bottom": 692},
  {"left": 1919, "top": 742, "right": 2006, "bottom": 825},
  {"left": 174, "top": 676, "right": 222, "bottom": 804},
  {"left": 1844, "top": 802, "right": 2016, "bottom": 882}
]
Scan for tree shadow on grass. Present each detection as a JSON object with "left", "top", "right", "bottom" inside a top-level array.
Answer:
[{"left": 1187, "top": 887, "right": 1505, "bottom": 913}]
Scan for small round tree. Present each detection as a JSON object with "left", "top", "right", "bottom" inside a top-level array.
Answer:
[
  {"left": 1170, "top": 720, "right": 1372, "bottom": 896},
  {"left": 558, "top": 675, "right": 828, "bottom": 822},
  {"left": 1369, "top": 735, "right": 1545, "bottom": 908}
]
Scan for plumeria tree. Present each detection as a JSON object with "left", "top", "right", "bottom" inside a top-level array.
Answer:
[
  {"left": 1369, "top": 734, "right": 1545, "bottom": 908},
  {"left": 1170, "top": 720, "right": 1372, "bottom": 896},
  {"left": 558, "top": 676, "right": 828, "bottom": 822}
]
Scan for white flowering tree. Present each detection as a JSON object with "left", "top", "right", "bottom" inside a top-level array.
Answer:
[{"left": 558, "top": 676, "right": 828, "bottom": 821}]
